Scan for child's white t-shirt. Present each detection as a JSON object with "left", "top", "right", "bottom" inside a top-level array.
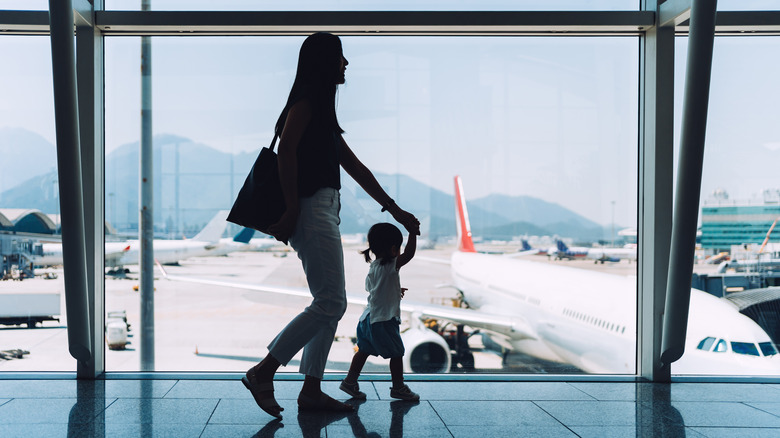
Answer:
[{"left": 359, "top": 258, "right": 402, "bottom": 324}]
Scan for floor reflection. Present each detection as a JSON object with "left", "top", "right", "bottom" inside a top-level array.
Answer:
[
  {"left": 246, "top": 398, "right": 421, "bottom": 438},
  {"left": 637, "top": 383, "right": 686, "bottom": 437},
  {"left": 68, "top": 379, "right": 106, "bottom": 437},
  {"left": 349, "top": 400, "right": 420, "bottom": 438}
]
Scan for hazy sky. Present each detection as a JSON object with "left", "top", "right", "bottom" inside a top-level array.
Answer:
[{"left": 1, "top": 7, "right": 779, "bottom": 227}]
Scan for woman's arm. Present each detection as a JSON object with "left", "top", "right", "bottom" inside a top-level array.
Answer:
[
  {"left": 338, "top": 135, "right": 420, "bottom": 235},
  {"left": 266, "top": 100, "right": 311, "bottom": 243}
]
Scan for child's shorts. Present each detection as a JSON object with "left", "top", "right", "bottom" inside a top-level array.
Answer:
[{"left": 356, "top": 313, "right": 405, "bottom": 359}]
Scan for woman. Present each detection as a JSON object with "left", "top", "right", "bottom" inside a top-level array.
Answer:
[{"left": 242, "top": 32, "right": 420, "bottom": 418}]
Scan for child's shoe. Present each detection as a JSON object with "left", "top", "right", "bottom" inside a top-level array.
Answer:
[
  {"left": 339, "top": 379, "right": 367, "bottom": 399},
  {"left": 389, "top": 384, "right": 419, "bottom": 401}
]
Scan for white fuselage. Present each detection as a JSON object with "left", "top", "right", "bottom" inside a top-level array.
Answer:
[
  {"left": 453, "top": 251, "right": 635, "bottom": 373},
  {"left": 452, "top": 251, "right": 779, "bottom": 375}
]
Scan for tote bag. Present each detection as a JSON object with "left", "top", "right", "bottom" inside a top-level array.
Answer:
[{"left": 226, "top": 135, "right": 285, "bottom": 234}]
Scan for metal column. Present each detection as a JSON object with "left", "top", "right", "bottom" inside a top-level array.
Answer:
[
  {"left": 661, "top": 0, "right": 718, "bottom": 367},
  {"left": 75, "top": 0, "right": 105, "bottom": 378},
  {"left": 48, "top": 0, "right": 92, "bottom": 365},
  {"left": 139, "top": 0, "right": 155, "bottom": 371},
  {"left": 639, "top": 0, "right": 675, "bottom": 382}
]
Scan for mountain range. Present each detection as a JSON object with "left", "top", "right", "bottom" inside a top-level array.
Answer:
[{"left": 0, "top": 129, "right": 612, "bottom": 241}]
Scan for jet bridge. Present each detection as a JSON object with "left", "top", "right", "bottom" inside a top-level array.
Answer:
[{"left": 724, "top": 287, "right": 780, "bottom": 351}]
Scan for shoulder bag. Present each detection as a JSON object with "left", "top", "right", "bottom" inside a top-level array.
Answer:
[{"left": 226, "top": 134, "right": 286, "bottom": 235}]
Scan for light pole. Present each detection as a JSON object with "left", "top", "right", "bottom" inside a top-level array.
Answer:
[{"left": 611, "top": 200, "right": 616, "bottom": 247}]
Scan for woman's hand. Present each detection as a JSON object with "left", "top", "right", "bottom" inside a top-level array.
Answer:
[
  {"left": 387, "top": 204, "right": 420, "bottom": 235},
  {"left": 267, "top": 209, "right": 298, "bottom": 244}
]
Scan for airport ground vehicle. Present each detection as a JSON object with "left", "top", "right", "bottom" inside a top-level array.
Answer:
[{"left": 0, "top": 291, "right": 60, "bottom": 328}]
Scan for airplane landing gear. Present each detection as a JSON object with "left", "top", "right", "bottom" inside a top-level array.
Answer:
[{"left": 444, "top": 324, "right": 476, "bottom": 371}]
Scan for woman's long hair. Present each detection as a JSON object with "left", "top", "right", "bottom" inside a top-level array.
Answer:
[{"left": 275, "top": 32, "right": 345, "bottom": 136}]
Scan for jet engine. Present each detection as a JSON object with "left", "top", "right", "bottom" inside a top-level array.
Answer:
[{"left": 400, "top": 324, "right": 452, "bottom": 374}]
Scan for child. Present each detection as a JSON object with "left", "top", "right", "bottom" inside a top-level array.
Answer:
[{"left": 340, "top": 222, "right": 419, "bottom": 401}]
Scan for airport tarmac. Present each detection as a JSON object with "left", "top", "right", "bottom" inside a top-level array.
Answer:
[{"left": 0, "top": 244, "right": 641, "bottom": 374}]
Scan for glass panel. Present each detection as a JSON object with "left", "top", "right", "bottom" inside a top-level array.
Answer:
[
  {"left": 0, "top": 36, "right": 73, "bottom": 372},
  {"left": 719, "top": 1, "right": 780, "bottom": 11},
  {"left": 731, "top": 342, "right": 760, "bottom": 356},
  {"left": 105, "top": 35, "right": 638, "bottom": 374},
  {"left": 105, "top": 0, "right": 639, "bottom": 12},
  {"left": 0, "top": 1, "right": 49, "bottom": 9},
  {"left": 696, "top": 337, "right": 715, "bottom": 351},
  {"left": 759, "top": 342, "right": 777, "bottom": 356},
  {"left": 674, "top": 36, "right": 780, "bottom": 376}
]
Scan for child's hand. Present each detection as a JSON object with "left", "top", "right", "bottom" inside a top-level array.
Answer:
[{"left": 401, "top": 287, "right": 407, "bottom": 298}]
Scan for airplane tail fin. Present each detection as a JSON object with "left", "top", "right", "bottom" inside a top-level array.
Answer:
[
  {"left": 521, "top": 240, "right": 532, "bottom": 251},
  {"left": 556, "top": 240, "right": 569, "bottom": 252},
  {"left": 233, "top": 227, "right": 255, "bottom": 244},
  {"left": 193, "top": 210, "right": 230, "bottom": 243},
  {"left": 454, "top": 176, "right": 476, "bottom": 253}
]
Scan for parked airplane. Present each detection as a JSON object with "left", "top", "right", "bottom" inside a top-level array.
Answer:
[
  {"left": 33, "top": 210, "right": 231, "bottom": 268},
  {"left": 585, "top": 245, "right": 637, "bottom": 264},
  {"left": 118, "top": 210, "right": 230, "bottom": 265},
  {"left": 551, "top": 240, "right": 589, "bottom": 260},
  {"left": 447, "top": 176, "right": 777, "bottom": 374},
  {"left": 159, "top": 179, "right": 780, "bottom": 375},
  {"left": 553, "top": 240, "right": 637, "bottom": 264}
]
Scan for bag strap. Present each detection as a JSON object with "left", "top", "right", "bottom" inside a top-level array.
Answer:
[{"left": 269, "top": 134, "right": 279, "bottom": 152}]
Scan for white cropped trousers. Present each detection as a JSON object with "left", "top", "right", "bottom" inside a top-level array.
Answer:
[{"left": 266, "top": 188, "right": 347, "bottom": 379}]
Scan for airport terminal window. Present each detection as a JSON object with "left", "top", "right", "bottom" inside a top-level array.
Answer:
[
  {"left": 675, "top": 36, "right": 780, "bottom": 376},
  {"left": 105, "top": 35, "right": 638, "bottom": 374},
  {"left": 0, "top": 36, "right": 71, "bottom": 372}
]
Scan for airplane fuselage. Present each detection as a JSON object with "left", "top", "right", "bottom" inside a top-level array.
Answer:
[{"left": 452, "top": 251, "right": 636, "bottom": 373}]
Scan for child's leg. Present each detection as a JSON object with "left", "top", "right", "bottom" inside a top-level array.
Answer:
[
  {"left": 345, "top": 350, "right": 370, "bottom": 384},
  {"left": 389, "top": 356, "right": 404, "bottom": 389}
]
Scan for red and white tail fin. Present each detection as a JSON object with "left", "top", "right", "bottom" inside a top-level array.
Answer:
[{"left": 454, "top": 175, "right": 476, "bottom": 253}]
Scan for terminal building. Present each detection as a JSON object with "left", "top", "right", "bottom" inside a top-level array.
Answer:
[
  {"left": 0, "top": 209, "right": 60, "bottom": 279},
  {"left": 700, "top": 189, "right": 780, "bottom": 253}
]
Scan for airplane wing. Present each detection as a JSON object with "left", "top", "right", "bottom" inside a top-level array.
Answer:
[
  {"left": 398, "top": 300, "right": 537, "bottom": 341},
  {"left": 503, "top": 249, "right": 540, "bottom": 257},
  {"left": 156, "top": 264, "right": 537, "bottom": 342}
]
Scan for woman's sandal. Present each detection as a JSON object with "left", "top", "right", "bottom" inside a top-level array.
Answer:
[
  {"left": 297, "top": 392, "right": 354, "bottom": 412},
  {"left": 242, "top": 376, "right": 284, "bottom": 419}
]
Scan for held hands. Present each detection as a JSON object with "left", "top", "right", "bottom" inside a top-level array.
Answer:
[
  {"left": 267, "top": 209, "right": 298, "bottom": 245},
  {"left": 386, "top": 203, "right": 421, "bottom": 235}
]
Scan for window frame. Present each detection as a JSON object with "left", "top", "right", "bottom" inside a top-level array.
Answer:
[{"left": 2, "top": 1, "right": 779, "bottom": 381}]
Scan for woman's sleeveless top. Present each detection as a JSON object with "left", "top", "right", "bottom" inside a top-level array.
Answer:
[{"left": 296, "top": 110, "right": 341, "bottom": 198}]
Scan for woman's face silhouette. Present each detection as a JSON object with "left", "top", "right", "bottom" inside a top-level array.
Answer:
[{"left": 337, "top": 55, "right": 348, "bottom": 84}]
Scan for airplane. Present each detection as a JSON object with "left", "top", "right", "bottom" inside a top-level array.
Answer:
[
  {"left": 117, "top": 210, "right": 230, "bottom": 265},
  {"left": 554, "top": 240, "right": 637, "bottom": 264},
  {"left": 158, "top": 178, "right": 780, "bottom": 376},
  {"left": 33, "top": 210, "right": 231, "bottom": 268},
  {"left": 551, "top": 240, "right": 589, "bottom": 260},
  {"left": 585, "top": 245, "right": 637, "bottom": 264}
]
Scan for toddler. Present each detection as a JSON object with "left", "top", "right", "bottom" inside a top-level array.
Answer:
[{"left": 340, "top": 222, "right": 419, "bottom": 401}]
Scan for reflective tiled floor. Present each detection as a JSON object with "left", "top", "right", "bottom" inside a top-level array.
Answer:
[{"left": 0, "top": 379, "right": 779, "bottom": 437}]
